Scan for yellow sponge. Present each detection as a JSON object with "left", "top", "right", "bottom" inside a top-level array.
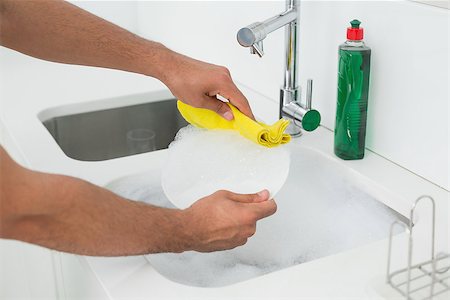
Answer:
[{"left": 177, "top": 100, "right": 291, "bottom": 147}]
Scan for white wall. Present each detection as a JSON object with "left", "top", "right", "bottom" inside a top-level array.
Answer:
[
  {"left": 136, "top": 0, "right": 449, "bottom": 191},
  {"left": 70, "top": 0, "right": 139, "bottom": 33}
]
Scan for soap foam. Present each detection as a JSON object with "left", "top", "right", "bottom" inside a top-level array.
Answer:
[
  {"left": 106, "top": 138, "right": 405, "bottom": 288},
  {"left": 161, "top": 125, "right": 291, "bottom": 209}
]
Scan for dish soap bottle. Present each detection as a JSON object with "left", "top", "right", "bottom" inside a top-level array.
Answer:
[{"left": 334, "top": 19, "right": 371, "bottom": 160}]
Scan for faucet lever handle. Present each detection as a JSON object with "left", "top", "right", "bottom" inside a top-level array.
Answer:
[
  {"left": 305, "top": 79, "right": 313, "bottom": 109},
  {"left": 250, "top": 41, "right": 264, "bottom": 57}
]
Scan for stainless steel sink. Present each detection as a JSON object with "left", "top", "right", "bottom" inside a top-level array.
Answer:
[{"left": 41, "top": 96, "right": 188, "bottom": 161}]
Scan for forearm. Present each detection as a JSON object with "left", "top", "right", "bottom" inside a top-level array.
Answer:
[
  {"left": 0, "top": 0, "right": 170, "bottom": 80},
  {"left": 0, "top": 0, "right": 255, "bottom": 119},
  {"left": 0, "top": 149, "right": 190, "bottom": 256}
]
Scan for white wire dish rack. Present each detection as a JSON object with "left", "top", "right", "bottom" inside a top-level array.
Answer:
[{"left": 386, "top": 195, "right": 450, "bottom": 300}]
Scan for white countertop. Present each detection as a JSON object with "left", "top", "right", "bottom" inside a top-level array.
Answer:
[{"left": 1, "top": 46, "right": 449, "bottom": 299}]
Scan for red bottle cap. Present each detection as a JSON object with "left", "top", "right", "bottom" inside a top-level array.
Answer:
[{"left": 347, "top": 19, "right": 364, "bottom": 41}]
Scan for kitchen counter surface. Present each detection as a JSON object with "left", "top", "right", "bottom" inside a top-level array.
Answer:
[{"left": 1, "top": 47, "right": 449, "bottom": 299}]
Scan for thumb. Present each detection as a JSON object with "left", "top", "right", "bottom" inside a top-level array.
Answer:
[
  {"left": 201, "top": 95, "right": 234, "bottom": 121},
  {"left": 228, "top": 190, "right": 270, "bottom": 203}
]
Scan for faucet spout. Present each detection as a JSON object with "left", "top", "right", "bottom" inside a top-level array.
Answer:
[
  {"left": 236, "top": 9, "right": 297, "bottom": 51},
  {"left": 236, "top": 0, "right": 321, "bottom": 136}
]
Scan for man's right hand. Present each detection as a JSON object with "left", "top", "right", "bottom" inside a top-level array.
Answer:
[{"left": 180, "top": 190, "right": 277, "bottom": 252}]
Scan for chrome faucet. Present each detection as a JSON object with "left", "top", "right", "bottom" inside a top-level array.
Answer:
[{"left": 237, "top": 0, "right": 320, "bottom": 136}]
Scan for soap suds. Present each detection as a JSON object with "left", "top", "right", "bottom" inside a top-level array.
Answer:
[
  {"left": 106, "top": 145, "right": 405, "bottom": 288},
  {"left": 161, "top": 125, "right": 291, "bottom": 208}
]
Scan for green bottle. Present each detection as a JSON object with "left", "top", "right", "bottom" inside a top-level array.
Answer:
[{"left": 334, "top": 19, "right": 371, "bottom": 160}]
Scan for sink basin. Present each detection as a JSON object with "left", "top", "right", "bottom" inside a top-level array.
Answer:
[
  {"left": 105, "top": 141, "right": 408, "bottom": 287},
  {"left": 39, "top": 93, "right": 188, "bottom": 161}
]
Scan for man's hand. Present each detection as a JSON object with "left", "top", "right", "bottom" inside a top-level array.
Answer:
[
  {"left": 180, "top": 189, "right": 276, "bottom": 252},
  {"left": 159, "top": 51, "right": 255, "bottom": 121}
]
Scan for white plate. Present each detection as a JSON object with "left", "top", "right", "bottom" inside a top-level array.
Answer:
[{"left": 161, "top": 126, "right": 290, "bottom": 209}]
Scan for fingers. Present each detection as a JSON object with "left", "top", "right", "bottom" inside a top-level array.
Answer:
[
  {"left": 227, "top": 189, "right": 270, "bottom": 203},
  {"left": 222, "top": 82, "right": 255, "bottom": 121},
  {"left": 251, "top": 199, "right": 277, "bottom": 220},
  {"left": 213, "top": 190, "right": 275, "bottom": 218},
  {"left": 246, "top": 224, "right": 257, "bottom": 237},
  {"left": 212, "top": 66, "right": 255, "bottom": 120},
  {"left": 190, "top": 189, "right": 276, "bottom": 253},
  {"left": 218, "top": 189, "right": 276, "bottom": 219},
  {"left": 200, "top": 237, "right": 249, "bottom": 252},
  {"left": 200, "top": 95, "right": 234, "bottom": 121}
]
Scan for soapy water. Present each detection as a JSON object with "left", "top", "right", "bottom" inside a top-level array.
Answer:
[
  {"left": 106, "top": 130, "right": 406, "bottom": 288},
  {"left": 161, "top": 125, "right": 290, "bottom": 209}
]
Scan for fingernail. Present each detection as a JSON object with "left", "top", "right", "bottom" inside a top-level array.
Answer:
[
  {"left": 223, "top": 111, "right": 234, "bottom": 121},
  {"left": 257, "top": 190, "right": 269, "bottom": 198}
]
